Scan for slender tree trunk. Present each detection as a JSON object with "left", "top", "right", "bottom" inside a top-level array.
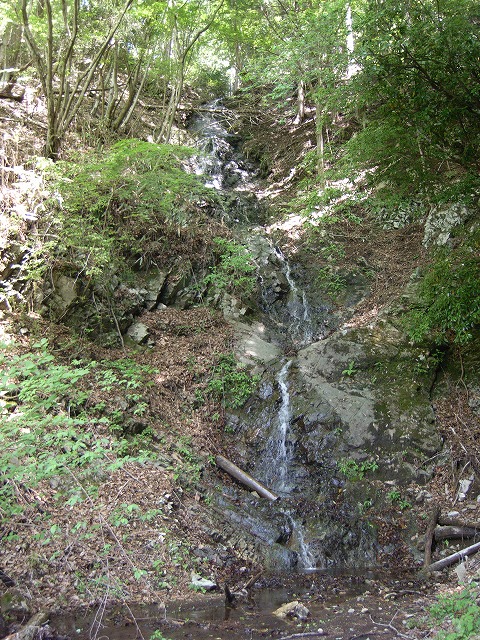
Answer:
[
  {"left": 105, "top": 41, "right": 119, "bottom": 123},
  {"left": 157, "top": 71, "right": 183, "bottom": 143},
  {"left": 0, "top": 23, "right": 24, "bottom": 83},
  {"left": 315, "top": 100, "right": 325, "bottom": 183},
  {"left": 21, "top": 0, "right": 133, "bottom": 159},
  {"left": 294, "top": 80, "right": 305, "bottom": 125}
]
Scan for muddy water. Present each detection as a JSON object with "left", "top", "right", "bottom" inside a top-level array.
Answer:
[{"left": 50, "top": 571, "right": 430, "bottom": 640}]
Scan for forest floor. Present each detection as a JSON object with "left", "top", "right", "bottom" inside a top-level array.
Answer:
[{"left": 1, "top": 91, "right": 479, "bottom": 640}]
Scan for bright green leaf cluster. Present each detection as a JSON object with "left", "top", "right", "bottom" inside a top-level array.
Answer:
[
  {"left": 207, "top": 352, "right": 259, "bottom": 409},
  {"left": 202, "top": 237, "right": 257, "bottom": 300},
  {"left": 404, "top": 231, "right": 480, "bottom": 345}
]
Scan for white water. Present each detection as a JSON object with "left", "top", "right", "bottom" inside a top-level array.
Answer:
[
  {"left": 274, "top": 247, "right": 314, "bottom": 346},
  {"left": 189, "top": 105, "right": 316, "bottom": 570},
  {"left": 266, "top": 359, "right": 317, "bottom": 570},
  {"left": 288, "top": 515, "right": 316, "bottom": 570},
  {"left": 268, "top": 360, "right": 293, "bottom": 493},
  {"left": 189, "top": 100, "right": 252, "bottom": 192}
]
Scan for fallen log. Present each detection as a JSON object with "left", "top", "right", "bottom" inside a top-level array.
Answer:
[
  {"left": 435, "top": 525, "right": 480, "bottom": 541},
  {"left": 0, "top": 82, "right": 25, "bottom": 102},
  {"left": 215, "top": 455, "right": 279, "bottom": 501},
  {"left": 439, "top": 515, "right": 480, "bottom": 529},
  {"left": 3, "top": 611, "right": 49, "bottom": 640},
  {"left": 423, "top": 505, "right": 440, "bottom": 568},
  {"left": 427, "top": 540, "right": 480, "bottom": 572},
  {"left": 243, "top": 571, "right": 262, "bottom": 590}
]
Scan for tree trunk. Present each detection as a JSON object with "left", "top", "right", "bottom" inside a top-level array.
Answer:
[
  {"left": 427, "top": 540, "right": 480, "bottom": 572},
  {"left": 315, "top": 101, "right": 325, "bottom": 184},
  {"left": 21, "top": 0, "right": 133, "bottom": 159},
  {"left": 294, "top": 80, "right": 305, "bottom": 125},
  {"left": 105, "top": 41, "right": 120, "bottom": 123},
  {"left": 216, "top": 455, "right": 279, "bottom": 501},
  {"left": 0, "top": 23, "right": 24, "bottom": 84}
]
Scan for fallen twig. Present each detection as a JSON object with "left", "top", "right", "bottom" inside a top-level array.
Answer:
[
  {"left": 369, "top": 611, "right": 413, "bottom": 639},
  {"left": 279, "top": 633, "right": 327, "bottom": 640}
]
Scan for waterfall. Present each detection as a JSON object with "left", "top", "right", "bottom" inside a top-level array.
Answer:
[
  {"left": 274, "top": 247, "right": 314, "bottom": 347},
  {"left": 189, "top": 100, "right": 253, "bottom": 193},
  {"left": 265, "top": 360, "right": 293, "bottom": 494},
  {"left": 288, "top": 515, "right": 316, "bottom": 571},
  {"left": 189, "top": 104, "right": 317, "bottom": 570},
  {"left": 263, "top": 359, "right": 316, "bottom": 570}
]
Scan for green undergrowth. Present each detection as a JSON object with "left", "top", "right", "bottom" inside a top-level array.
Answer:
[
  {"left": 338, "top": 457, "right": 378, "bottom": 481},
  {"left": 15, "top": 140, "right": 221, "bottom": 309},
  {"left": 403, "top": 228, "right": 480, "bottom": 346},
  {"left": 0, "top": 338, "right": 156, "bottom": 517},
  {"left": 429, "top": 586, "right": 480, "bottom": 640},
  {"left": 207, "top": 352, "right": 260, "bottom": 409},
  {"left": 201, "top": 237, "right": 257, "bottom": 301}
]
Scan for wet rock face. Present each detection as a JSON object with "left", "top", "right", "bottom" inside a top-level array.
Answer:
[
  {"left": 225, "top": 313, "right": 443, "bottom": 570},
  {"left": 296, "top": 322, "right": 442, "bottom": 480}
]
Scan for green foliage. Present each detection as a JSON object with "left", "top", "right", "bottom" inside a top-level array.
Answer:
[
  {"left": 342, "top": 361, "right": 358, "bottom": 377},
  {"left": 55, "top": 140, "right": 208, "bottom": 229},
  {"left": 96, "top": 358, "right": 156, "bottom": 392},
  {"left": 0, "top": 340, "right": 98, "bottom": 515},
  {"left": 174, "top": 435, "right": 203, "bottom": 485},
  {"left": 316, "top": 267, "right": 346, "bottom": 297},
  {"left": 39, "top": 139, "right": 217, "bottom": 286},
  {"left": 387, "top": 490, "right": 411, "bottom": 511},
  {"left": 430, "top": 587, "right": 480, "bottom": 640},
  {"left": 338, "top": 458, "right": 378, "bottom": 481},
  {"left": 404, "top": 232, "right": 480, "bottom": 345},
  {"left": 203, "top": 237, "right": 257, "bottom": 300},
  {"left": 0, "top": 339, "right": 154, "bottom": 516},
  {"left": 150, "top": 630, "right": 171, "bottom": 640},
  {"left": 348, "top": 0, "right": 480, "bottom": 193},
  {"left": 207, "top": 352, "right": 259, "bottom": 409}
]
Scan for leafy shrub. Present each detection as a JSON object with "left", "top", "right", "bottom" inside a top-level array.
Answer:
[
  {"left": 430, "top": 587, "right": 480, "bottom": 640},
  {"left": 404, "top": 231, "right": 480, "bottom": 345},
  {"left": 207, "top": 353, "right": 259, "bottom": 408},
  {"left": 202, "top": 237, "right": 257, "bottom": 300}
]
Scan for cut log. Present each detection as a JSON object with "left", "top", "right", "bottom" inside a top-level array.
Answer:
[
  {"left": 434, "top": 526, "right": 480, "bottom": 541},
  {"left": 3, "top": 611, "right": 49, "bottom": 640},
  {"left": 439, "top": 515, "right": 480, "bottom": 529},
  {"left": 0, "top": 82, "right": 25, "bottom": 102},
  {"left": 423, "top": 505, "right": 440, "bottom": 568},
  {"left": 215, "top": 455, "right": 279, "bottom": 501},
  {"left": 427, "top": 540, "right": 480, "bottom": 572}
]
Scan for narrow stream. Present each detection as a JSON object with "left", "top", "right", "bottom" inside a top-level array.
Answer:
[
  {"left": 189, "top": 102, "right": 319, "bottom": 568},
  {"left": 264, "top": 359, "right": 293, "bottom": 494},
  {"left": 274, "top": 247, "right": 314, "bottom": 347}
]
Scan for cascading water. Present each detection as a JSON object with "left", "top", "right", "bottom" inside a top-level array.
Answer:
[
  {"left": 189, "top": 102, "right": 318, "bottom": 569},
  {"left": 189, "top": 103, "right": 373, "bottom": 573},
  {"left": 274, "top": 247, "right": 314, "bottom": 347},
  {"left": 189, "top": 100, "right": 257, "bottom": 194},
  {"left": 265, "top": 359, "right": 317, "bottom": 570},
  {"left": 264, "top": 360, "right": 293, "bottom": 494}
]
